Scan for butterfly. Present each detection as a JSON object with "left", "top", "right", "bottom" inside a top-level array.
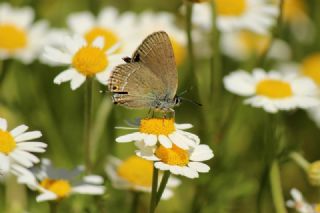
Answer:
[{"left": 108, "top": 31, "right": 180, "bottom": 112}]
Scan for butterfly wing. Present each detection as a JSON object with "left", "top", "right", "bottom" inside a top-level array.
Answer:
[
  {"left": 132, "top": 31, "right": 178, "bottom": 99},
  {"left": 108, "top": 62, "right": 167, "bottom": 108}
]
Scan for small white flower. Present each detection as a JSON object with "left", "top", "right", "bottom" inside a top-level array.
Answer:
[
  {"left": 189, "top": 0, "right": 278, "bottom": 34},
  {"left": 136, "top": 142, "right": 214, "bottom": 179},
  {"left": 286, "top": 188, "right": 317, "bottom": 213},
  {"left": 12, "top": 159, "right": 105, "bottom": 202},
  {"left": 42, "top": 35, "right": 122, "bottom": 90},
  {"left": 0, "top": 3, "right": 49, "bottom": 63},
  {"left": 223, "top": 68, "right": 320, "bottom": 113},
  {"left": 0, "top": 117, "right": 46, "bottom": 175},
  {"left": 116, "top": 118, "right": 199, "bottom": 150},
  {"left": 67, "top": 7, "right": 136, "bottom": 56},
  {"left": 106, "top": 155, "right": 180, "bottom": 199},
  {"left": 220, "top": 30, "right": 291, "bottom": 61}
]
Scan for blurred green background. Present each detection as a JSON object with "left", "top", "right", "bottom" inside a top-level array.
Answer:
[{"left": 1, "top": 0, "right": 320, "bottom": 212}]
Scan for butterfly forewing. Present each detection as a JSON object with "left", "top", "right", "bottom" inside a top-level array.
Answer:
[
  {"left": 132, "top": 31, "right": 178, "bottom": 99},
  {"left": 108, "top": 62, "right": 167, "bottom": 108}
]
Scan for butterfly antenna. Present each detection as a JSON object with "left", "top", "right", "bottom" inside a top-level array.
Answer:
[{"left": 180, "top": 97, "right": 202, "bottom": 107}]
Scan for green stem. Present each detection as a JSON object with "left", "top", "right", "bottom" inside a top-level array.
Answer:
[
  {"left": 149, "top": 165, "right": 159, "bottom": 213},
  {"left": 289, "top": 152, "right": 310, "bottom": 172},
  {"left": 130, "top": 192, "right": 140, "bottom": 213},
  {"left": 49, "top": 202, "right": 58, "bottom": 213},
  {"left": 186, "top": 2, "right": 195, "bottom": 74},
  {"left": 155, "top": 171, "right": 171, "bottom": 206},
  {"left": 269, "top": 160, "right": 287, "bottom": 213},
  {"left": 0, "top": 59, "right": 12, "bottom": 89},
  {"left": 256, "top": 0, "right": 284, "bottom": 68},
  {"left": 84, "top": 77, "right": 93, "bottom": 173},
  {"left": 210, "top": 1, "right": 222, "bottom": 100}
]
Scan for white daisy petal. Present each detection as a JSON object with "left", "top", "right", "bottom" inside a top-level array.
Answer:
[
  {"left": 10, "top": 125, "right": 28, "bottom": 137},
  {"left": 0, "top": 154, "right": 10, "bottom": 174},
  {"left": 83, "top": 175, "right": 104, "bottom": 184},
  {"left": 188, "top": 162, "right": 210, "bottom": 173},
  {"left": 158, "top": 135, "right": 172, "bottom": 148},
  {"left": 15, "top": 131, "right": 42, "bottom": 142},
  {"left": 168, "top": 132, "right": 189, "bottom": 150},
  {"left": 72, "top": 185, "right": 105, "bottom": 195},
  {"left": 36, "top": 191, "right": 58, "bottom": 202},
  {"left": 145, "top": 134, "right": 157, "bottom": 146},
  {"left": 54, "top": 68, "right": 77, "bottom": 85},
  {"left": 0, "top": 118, "right": 7, "bottom": 131},
  {"left": 116, "top": 132, "right": 143, "bottom": 143},
  {"left": 70, "top": 73, "right": 86, "bottom": 90}
]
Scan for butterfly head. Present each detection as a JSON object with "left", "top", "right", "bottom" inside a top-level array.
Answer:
[{"left": 173, "top": 95, "right": 182, "bottom": 107}]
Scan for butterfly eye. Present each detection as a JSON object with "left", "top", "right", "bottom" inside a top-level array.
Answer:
[{"left": 112, "top": 86, "right": 118, "bottom": 90}]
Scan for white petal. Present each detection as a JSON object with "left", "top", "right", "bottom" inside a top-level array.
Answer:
[
  {"left": 145, "top": 134, "right": 157, "bottom": 146},
  {"left": 188, "top": 162, "right": 210, "bottom": 173},
  {"left": 168, "top": 132, "right": 189, "bottom": 150},
  {"left": 53, "top": 68, "right": 77, "bottom": 85},
  {"left": 92, "top": 36, "right": 105, "bottom": 49},
  {"left": 10, "top": 125, "right": 28, "bottom": 137},
  {"left": 15, "top": 131, "right": 42, "bottom": 142},
  {"left": 83, "top": 175, "right": 104, "bottom": 184},
  {"left": 72, "top": 185, "right": 105, "bottom": 195},
  {"left": 0, "top": 154, "right": 10, "bottom": 174},
  {"left": 36, "top": 191, "right": 58, "bottom": 202},
  {"left": 175, "top": 123, "right": 193, "bottom": 130},
  {"left": 42, "top": 46, "right": 71, "bottom": 65},
  {"left": 116, "top": 132, "right": 142, "bottom": 143},
  {"left": 0, "top": 118, "right": 7, "bottom": 131},
  {"left": 223, "top": 70, "right": 256, "bottom": 96},
  {"left": 158, "top": 135, "right": 172, "bottom": 148},
  {"left": 70, "top": 73, "right": 86, "bottom": 90}
]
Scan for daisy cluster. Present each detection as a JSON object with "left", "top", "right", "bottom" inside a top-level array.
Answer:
[
  {"left": 286, "top": 188, "right": 320, "bottom": 213},
  {"left": 115, "top": 118, "right": 214, "bottom": 179}
]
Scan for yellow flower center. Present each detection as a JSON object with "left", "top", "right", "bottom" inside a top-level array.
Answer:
[
  {"left": 282, "top": 0, "right": 306, "bottom": 22},
  {"left": 0, "top": 130, "right": 16, "bottom": 155},
  {"left": 308, "top": 161, "right": 320, "bottom": 186},
  {"left": 170, "top": 37, "right": 186, "bottom": 66},
  {"left": 239, "top": 31, "right": 271, "bottom": 55},
  {"left": 72, "top": 46, "right": 108, "bottom": 76},
  {"left": 155, "top": 145, "right": 189, "bottom": 166},
  {"left": 301, "top": 53, "right": 320, "bottom": 85},
  {"left": 215, "top": 0, "right": 247, "bottom": 16},
  {"left": 0, "top": 24, "right": 27, "bottom": 52},
  {"left": 256, "top": 79, "right": 293, "bottom": 99},
  {"left": 117, "top": 156, "right": 153, "bottom": 187},
  {"left": 315, "top": 204, "right": 320, "bottom": 213},
  {"left": 140, "top": 118, "right": 175, "bottom": 135},
  {"left": 85, "top": 27, "right": 120, "bottom": 51},
  {"left": 40, "top": 178, "right": 72, "bottom": 199}
]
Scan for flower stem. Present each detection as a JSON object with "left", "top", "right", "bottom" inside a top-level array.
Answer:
[
  {"left": 256, "top": 0, "right": 284, "bottom": 68},
  {"left": 186, "top": 1, "right": 195, "bottom": 74},
  {"left": 0, "top": 59, "right": 12, "bottom": 90},
  {"left": 269, "top": 160, "right": 287, "bottom": 213},
  {"left": 130, "top": 192, "right": 140, "bottom": 213},
  {"left": 210, "top": 1, "right": 222, "bottom": 100},
  {"left": 49, "top": 202, "right": 58, "bottom": 213},
  {"left": 155, "top": 171, "right": 171, "bottom": 206},
  {"left": 289, "top": 152, "right": 310, "bottom": 172},
  {"left": 84, "top": 77, "right": 93, "bottom": 173},
  {"left": 149, "top": 165, "right": 159, "bottom": 213}
]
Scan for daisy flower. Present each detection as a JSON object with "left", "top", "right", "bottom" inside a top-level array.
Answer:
[
  {"left": 0, "top": 3, "right": 49, "bottom": 63},
  {"left": 106, "top": 155, "right": 180, "bottom": 199},
  {"left": 286, "top": 188, "right": 319, "bottom": 213},
  {"left": 223, "top": 68, "right": 320, "bottom": 113},
  {"left": 67, "top": 7, "right": 135, "bottom": 55},
  {"left": 189, "top": 0, "right": 278, "bottom": 34},
  {"left": 116, "top": 118, "right": 200, "bottom": 150},
  {"left": 12, "top": 159, "right": 105, "bottom": 202},
  {"left": 125, "top": 11, "right": 187, "bottom": 66},
  {"left": 0, "top": 117, "right": 46, "bottom": 175},
  {"left": 273, "top": 0, "right": 313, "bottom": 42},
  {"left": 42, "top": 35, "right": 122, "bottom": 90},
  {"left": 135, "top": 141, "right": 214, "bottom": 179},
  {"left": 220, "top": 30, "right": 291, "bottom": 61}
]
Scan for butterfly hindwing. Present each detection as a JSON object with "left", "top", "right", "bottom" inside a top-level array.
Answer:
[{"left": 108, "top": 62, "right": 167, "bottom": 108}]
